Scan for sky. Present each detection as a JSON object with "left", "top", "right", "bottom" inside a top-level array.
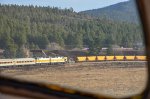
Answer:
[{"left": 0, "top": 0, "right": 129, "bottom": 12}]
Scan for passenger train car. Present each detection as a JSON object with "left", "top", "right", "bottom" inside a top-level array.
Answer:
[
  {"left": 0, "top": 57, "right": 68, "bottom": 67},
  {"left": 0, "top": 58, "right": 35, "bottom": 67}
]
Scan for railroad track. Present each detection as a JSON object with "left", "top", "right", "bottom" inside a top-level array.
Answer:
[
  {"left": 0, "top": 64, "right": 65, "bottom": 71},
  {"left": 0, "top": 61, "right": 147, "bottom": 72}
]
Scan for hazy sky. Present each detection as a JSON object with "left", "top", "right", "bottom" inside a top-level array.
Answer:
[{"left": 0, "top": 0, "right": 129, "bottom": 12}]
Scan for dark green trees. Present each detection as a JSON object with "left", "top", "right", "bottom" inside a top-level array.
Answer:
[{"left": 0, "top": 4, "right": 143, "bottom": 58}]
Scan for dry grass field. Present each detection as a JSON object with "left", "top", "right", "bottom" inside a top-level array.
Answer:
[{"left": 0, "top": 62, "right": 147, "bottom": 98}]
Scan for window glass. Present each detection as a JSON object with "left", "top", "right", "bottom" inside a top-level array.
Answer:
[{"left": 0, "top": 0, "right": 147, "bottom": 98}]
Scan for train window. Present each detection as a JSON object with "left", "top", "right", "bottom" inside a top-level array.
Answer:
[{"left": 0, "top": 0, "right": 148, "bottom": 98}]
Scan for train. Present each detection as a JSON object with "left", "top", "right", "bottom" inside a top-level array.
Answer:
[
  {"left": 0, "top": 55, "right": 147, "bottom": 67},
  {"left": 0, "top": 56, "right": 68, "bottom": 67}
]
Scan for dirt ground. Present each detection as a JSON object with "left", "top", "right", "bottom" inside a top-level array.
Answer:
[{"left": 0, "top": 62, "right": 147, "bottom": 98}]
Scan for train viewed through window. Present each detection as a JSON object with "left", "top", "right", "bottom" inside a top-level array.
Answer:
[{"left": 0, "top": 0, "right": 148, "bottom": 98}]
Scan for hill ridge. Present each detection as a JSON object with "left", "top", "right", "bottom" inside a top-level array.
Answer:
[{"left": 79, "top": 0, "right": 139, "bottom": 23}]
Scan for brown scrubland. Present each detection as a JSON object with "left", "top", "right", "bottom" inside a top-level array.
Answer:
[{"left": 1, "top": 62, "right": 147, "bottom": 98}]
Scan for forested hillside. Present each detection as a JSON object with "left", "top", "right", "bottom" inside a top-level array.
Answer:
[
  {"left": 80, "top": 0, "right": 139, "bottom": 23},
  {"left": 0, "top": 4, "right": 143, "bottom": 58}
]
